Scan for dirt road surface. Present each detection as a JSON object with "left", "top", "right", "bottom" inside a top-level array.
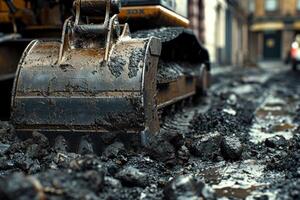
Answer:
[{"left": 0, "top": 62, "right": 299, "bottom": 200}]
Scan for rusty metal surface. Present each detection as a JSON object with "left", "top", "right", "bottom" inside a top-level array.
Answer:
[
  {"left": 11, "top": 0, "right": 210, "bottom": 136},
  {"left": 12, "top": 36, "right": 161, "bottom": 133},
  {"left": 118, "top": 5, "right": 190, "bottom": 30},
  {"left": 133, "top": 28, "right": 210, "bottom": 109},
  {"left": 78, "top": 0, "right": 121, "bottom": 16},
  {"left": 11, "top": 0, "right": 162, "bottom": 134}
]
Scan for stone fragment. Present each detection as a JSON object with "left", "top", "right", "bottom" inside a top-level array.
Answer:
[
  {"left": 188, "top": 132, "right": 222, "bottom": 161},
  {"left": 0, "top": 173, "right": 43, "bottom": 200},
  {"left": 116, "top": 166, "right": 148, "bottom": 187},
  {"left": 220, "top": 136, "right": 243, "bottom": 161},
  {"left": 102, "top": 142, "right": 125, "bottom": 158},
  {"left": 265, "top": 136, "right": 288, "bottom": 149},
  {"left": 0, "top": 143, "right": 10, "bottom": 155},
  {"left": 146, "top": 138, "right": 176, "bottom": 165}
]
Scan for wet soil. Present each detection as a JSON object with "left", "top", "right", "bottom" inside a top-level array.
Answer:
[{"left": 0, "top": 62, "right": 300, "bottom": 200}]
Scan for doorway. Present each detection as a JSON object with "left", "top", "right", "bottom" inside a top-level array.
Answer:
[{"left": 263, "top": 31, "right": 282, "bottom": 60}]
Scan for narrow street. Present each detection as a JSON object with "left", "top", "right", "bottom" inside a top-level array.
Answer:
[
  {"left": 0, "top": 62, "right": 299, "bottom": 200},
  {"left": 1, "top": 0, "right": 300, "bottom": 199},
  {"left": 194, "top": 62, "right": 300, "bottom": 199}
]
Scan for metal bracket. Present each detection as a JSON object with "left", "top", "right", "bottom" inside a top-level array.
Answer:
[{"left": 59, "top": 0, "right": 121, "bottom": 62}]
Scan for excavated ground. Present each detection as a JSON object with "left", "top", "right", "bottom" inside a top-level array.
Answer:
[{"left": 0, "top": 62, "right": 299, "bottom": 200}]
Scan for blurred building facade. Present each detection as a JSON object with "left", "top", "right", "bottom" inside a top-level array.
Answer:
[
  {"left": 248, "top": 0, "right": 300, "bottom": 61},
  {"left": 225, "top": 0, "right": 248, "bottom": 66},
  {"left": 188, "top": 0, "right": 248, "bottom": 66},
  {"left": 204, "top": 0, "right": 227, "bottom": 65},
  {"left": 189, "top": 0, "right": 205, "bottom": 42}
]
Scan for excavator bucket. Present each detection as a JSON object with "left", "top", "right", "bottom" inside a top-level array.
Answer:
[
  {"left": 11, "top": 0, "right": 161, "bottom": 136},
  {"left": 11, "top": 0, "right": 210, "bottom": 143}
]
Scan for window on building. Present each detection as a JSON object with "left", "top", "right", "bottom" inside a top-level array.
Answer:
[
  {"left": 249, "top": 0, "right": 255, "bottom": 13},
  {"left": 297, "top": 0, "right": 300, "bottom": 10},
  {"left": 265, "top": 0, "right": 278, "bottom": 12}
]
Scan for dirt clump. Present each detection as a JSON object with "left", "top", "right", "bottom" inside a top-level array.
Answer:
[
  {"left": 187, "top": 132, "right": 222, "bottom": 161},
  {"left": 220, "top": 136, "right": 243, "bottom": 161},
  {"left": 0, "top": 65, "right": 300, "bottom": 199}
]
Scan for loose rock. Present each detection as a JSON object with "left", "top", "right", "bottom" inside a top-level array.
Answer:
[
  {"left": 220, "top": 136, "right": 243, "bottom": 161},
  {"left": 0, "top": 173, "right": 43, "bottom": 200},
  {"left": 188, "top": 132, "right": 222, "bottom": 161},
  {"left": 102, "top": 142, "right": 125, "bottom": 158},
  {"left": 265, "top": 136, "right": 288, "bottom": 149},
  {"left": 116, "top": 166, "right": 148, "bottom": 187},
  {"left": 146, "top": 137, "right": 176, "bottom": 165},
  {"left": 0, "top": 143, "right": 10, "bottom": 155}
]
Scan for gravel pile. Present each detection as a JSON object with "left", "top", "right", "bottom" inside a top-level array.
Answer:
[{"left": 0, "top": 66, "right": 299, "bottom": 199}]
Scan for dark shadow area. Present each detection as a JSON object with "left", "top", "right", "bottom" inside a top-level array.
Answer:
[{"left": 0, "top": 77, "right": 14, "bottom": 121}]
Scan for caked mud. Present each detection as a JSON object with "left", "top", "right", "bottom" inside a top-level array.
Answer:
[{"left": 0, "top": 63, "right": 300, "bottom": 200}]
